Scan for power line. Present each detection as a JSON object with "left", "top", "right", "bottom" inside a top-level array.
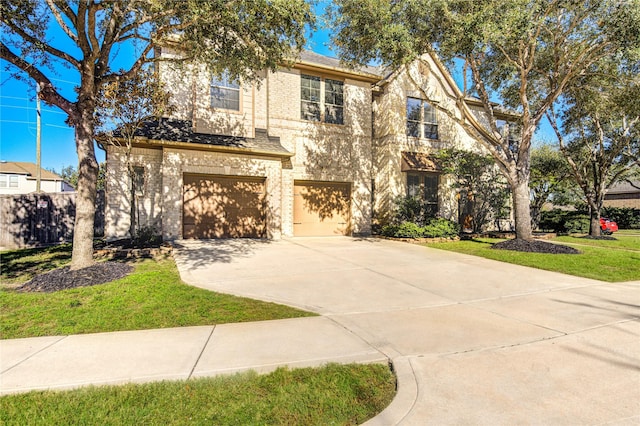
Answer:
[{"left": 0, "top": 104, "right": 67, "bottom": 115}]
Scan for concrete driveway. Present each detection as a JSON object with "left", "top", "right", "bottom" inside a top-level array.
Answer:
[{"left": 174, "top": 237, "right": 640, "bottom": 425}]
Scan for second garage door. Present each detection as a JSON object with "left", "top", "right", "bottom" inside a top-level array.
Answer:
[
  {"left": 183, "top": 174, "right": 266, "bottom": 239},
  {"left": 293, "top": 181, "right": 351, "bottom": 236}
]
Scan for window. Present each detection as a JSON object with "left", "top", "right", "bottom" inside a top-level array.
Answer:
[
  {"left": 1, "top": 174, "right": 19, "bottom": 188},
  {"left": 407, "top": 172, "right": 439, "bottom": 217},
  {"left": 497, "top": 119, "right": 521, "bottom": 151},
  {"left": 133, "top": 166, "right": 145, "bottom": 196},
  {"left": 211, "top": 72, "right": 240, "bottom": 111},
  {"left": 301, "top": 74, "right": 344, "bottom": 124},
  {"left": 301, "top": 74, "right": 321, "bottom": 121},
  {"left": 407, "top": 97, "right": 438, "bottom": 139}
]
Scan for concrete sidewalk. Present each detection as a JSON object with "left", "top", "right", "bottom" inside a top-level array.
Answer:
[
  {"left": 2, "top": 237, "right": 639, "bottom": 425},
  {"left": 0, "top": 316, "right": 386, "bottom": 395}
]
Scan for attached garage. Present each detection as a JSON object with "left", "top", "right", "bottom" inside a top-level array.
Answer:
[
  {"left": 183, "top": 174, "right": 267, "bottom": 238},
  {"left": 293, "top": 181, "right": 351, "bottom": 236}
]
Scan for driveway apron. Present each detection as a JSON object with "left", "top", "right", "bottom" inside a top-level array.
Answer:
[{"left": 174, "top": 237, "right": 640, "bottom": 425}]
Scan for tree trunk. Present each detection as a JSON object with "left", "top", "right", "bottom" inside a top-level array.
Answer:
[
  {"left": 589, "top": 211, "right": 602, "bottom": 237},
  {"left": 512, "top": 178, "right": 533, "bottom": 240},
  {"left": 70, "top": 108, "right": 99, "bottom": 270}
]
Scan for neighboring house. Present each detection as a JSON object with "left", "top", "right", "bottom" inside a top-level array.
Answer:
[
  {"left": 0, "top": 161, "right": 74, "bottom": 194},
  {"left": 104, "top": 50, "right": 508, "bottom": 241},
  {"left": 604, "top": 180, "right": 640, "bottom": 209}
]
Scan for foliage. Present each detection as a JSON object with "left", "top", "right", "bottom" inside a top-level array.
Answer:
[
  {"left": 1, "top": 0, "right": 314, "bottom": 269},
  {"left": 0, "top": 258, "right": 313, "bottom": 339},
  {"left": 381, "top": 218, "right": 460, "bottom": 239},
  {"left": 391, "top": 195, "right": 432, "bottom": 226},
  {"left": 52, "top": 163, "right": 105, "bottom": 190},
  {"left": 538, "top": 209, "right": 590, "bottom": 233},
  {"left": 435, "top": 149, "right": 510, "bottom": 232},
  {"left": 547, "top": 55, "right": 640, "bottom": 236},
  {"left": 427, "top": 237, "right": 640, "bottom": 282},
  {"left": 329, "top": 0, "right": 640, "bottom": 241},
  {"left": 0, "top": 363, "right": 396, "bottom": 426},
  {"left": 529, "top": 144, "right": 574, "bottom": 228},
  {"left": 601, "top": 207, "right": 640, "bottom": 229}
]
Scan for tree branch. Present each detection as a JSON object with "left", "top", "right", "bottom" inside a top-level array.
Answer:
[
  {"left": 44, "top": 0, "right": 78, "bottom": 43},
  {"left": 0, "top": 42, "right": 75, "bottom": 115}
]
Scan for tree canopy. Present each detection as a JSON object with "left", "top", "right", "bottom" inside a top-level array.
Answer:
[
  {"left": 1, "top": 0, "right": 314, "bottom": 268},
  {"left": 329, "top": 0, "right": 640, "bottom": 241}
]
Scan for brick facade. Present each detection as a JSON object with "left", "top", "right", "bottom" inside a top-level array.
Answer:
[{"left": 105, "top": 52, "right": 491, "bottom": 240}]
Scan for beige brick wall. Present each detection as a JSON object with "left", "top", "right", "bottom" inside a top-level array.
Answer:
[
  {"left": 161, "top": 148, "right": 283, "bottom": 240},
  {"left": 105, "top": 146, "right": 163, "bottom": 239},
  {"left": 266, "top": 70, "right": 373, "bottom": 235},
  {"left": 373, "top": 57, "right": 483, "bottom": 224}
]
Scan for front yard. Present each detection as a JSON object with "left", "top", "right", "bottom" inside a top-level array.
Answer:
[{"left": 427, "top": 233, "right": 640, "bottom": 282}]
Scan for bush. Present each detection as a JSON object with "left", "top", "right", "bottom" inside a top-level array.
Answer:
[
  {"left": 381, "top": 219, "right": 460, "bottom": 239},
  {"left": 538, "top": 209, "right": 592, "bottom": 233},
  {"left": 601, "top": 207, "right": 640, "bottom": 229},
  {"left": 422, "top": 218, "right": 461, "bottom": 238}
]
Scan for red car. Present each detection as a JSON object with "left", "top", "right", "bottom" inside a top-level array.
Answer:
[{"left": 600, "top": 217, "right": 618, "bottom": 234}]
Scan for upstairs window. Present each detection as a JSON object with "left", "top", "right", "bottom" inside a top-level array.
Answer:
[
  {"left": 301, "top": 74, "right": 344, "bottom": 125},
  {"left": 133, "top": 166, "right": 145, "bottom": 196},
  {"left": 211, "top": 73, "right": 240, "bottom": 111},
  {"left": 407, "top": 97, "right": 438, "bottom": 139},
  {"left": 301, "top": 74, "right": 321, "bottom": 121}
]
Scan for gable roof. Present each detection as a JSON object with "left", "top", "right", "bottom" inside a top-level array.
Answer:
[
  {"left": 0, "top": 162, "right": 63, "bottom": 181},
  {"left": 109, "top": 118, "right": 292, "bottom": 157}
]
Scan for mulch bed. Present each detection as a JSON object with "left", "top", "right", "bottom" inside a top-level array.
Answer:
[
  {"left": 492, "top": 239, "right": 581, "bottom": 254},
  {"left": 16, "top": 262, "right": 134, "bottom": 293}
]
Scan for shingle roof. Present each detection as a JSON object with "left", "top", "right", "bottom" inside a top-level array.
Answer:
[
  {"left": 0, "top": 161, "right": 63, "bottom": 180},
  {"left": 298, "top": 50, "right": 383, "bottom": 78},
  {"left": 607, "top": 180, "right": 640, "bottom": 194},
  {"left": 116, "top": 118, "right": 291, "bottom": 156}
]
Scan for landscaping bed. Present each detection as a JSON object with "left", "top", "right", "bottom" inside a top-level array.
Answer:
[{"left": 16, "top": 262, "right": 134, "bottom": 293}]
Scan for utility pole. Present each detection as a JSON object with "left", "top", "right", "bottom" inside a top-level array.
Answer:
[{"left": 36, "top": 83, "right": 42, "bottom": 192}]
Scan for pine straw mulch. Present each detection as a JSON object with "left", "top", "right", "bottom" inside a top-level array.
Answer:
[
  {"left": 492, "top": 238, "right": 581, "bottom": 254},
  {"left": 16, "top": 262, "right": 134, "bottom": 293}
]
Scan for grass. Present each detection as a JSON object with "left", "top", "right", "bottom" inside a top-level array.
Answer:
[
  {"left": 1, "top": 255, "right": 314, "bottom": 339},
  {"left": 427, "top": 235, "right": 640, "bottom": 282},
  {"left": 0, "top": 363, "right": 396, "bottom": 425},
  {"left": 1, "top": 243, "right": 73, "bottom": 286}
]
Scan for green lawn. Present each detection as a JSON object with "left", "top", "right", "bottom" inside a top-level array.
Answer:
[
  {"left": 427, "top": 235, "right": 640, "bottom": 282},
  {"left": 1, "top": 254, "right": 314, "bottom": 339},
  {"left": 0, "top": 363, "right": 396, "bottom": 426},
  {"left": 553, "top": 234, "right": 640, "bottom": 251},
  {"left": 1, "top": 244, "right": 74, "bottom": 286}
]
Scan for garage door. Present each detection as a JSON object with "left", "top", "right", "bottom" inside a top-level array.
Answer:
[
  {"left": 183, "top": 174, "right": 266, "bottom": 239},
  {"left": 293, "top": 181, "right": 351, "bottom": 236}
]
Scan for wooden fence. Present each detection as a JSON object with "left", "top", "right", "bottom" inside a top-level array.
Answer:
[{"left": 0, "top": 191, "right": 104, "bottom": 249}]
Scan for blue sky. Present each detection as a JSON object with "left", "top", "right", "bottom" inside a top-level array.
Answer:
[{"left": 0, "top": 5, "right": 552, "bottom": 174}]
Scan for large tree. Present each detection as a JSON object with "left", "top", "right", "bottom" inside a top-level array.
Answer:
[
  {"left": 1, "top": 0, "right": 313, "bottom": 269},
  {"left": 547, "top": 59, "right": 639, "bottom": 236},
  {"left": 329, "top": 0, "right": 640, "bottom": 242}
]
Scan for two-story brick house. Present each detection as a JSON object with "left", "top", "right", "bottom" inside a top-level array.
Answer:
[{"left": 104, "top": 50, "right": 502, "bottom": 241}]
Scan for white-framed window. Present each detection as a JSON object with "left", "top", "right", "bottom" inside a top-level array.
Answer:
[
  {"left": 211, "top": 72, "right": 240, "bottom": 111},
  {"left": 407, "top": 97, "right": 438, "bottom": 139},
  {"left": 0, "top": 174, "right": 19, "bottom": 188},
  {"left": 497, "top": 119, "right": 521, "bottom": 150},
  {"left": 301, "top": 74, "right": 344, "bottom": 125}
]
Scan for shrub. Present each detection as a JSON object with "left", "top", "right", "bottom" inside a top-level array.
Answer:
[
  {"left": 422, "top": 218, "right": 461, "bottom": 238},
  {"left": 381, "top": 219, "right": 460, "bottom": 239},
  {"left": 539, "top": 209, "right": 591, "bottom": 233}
]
